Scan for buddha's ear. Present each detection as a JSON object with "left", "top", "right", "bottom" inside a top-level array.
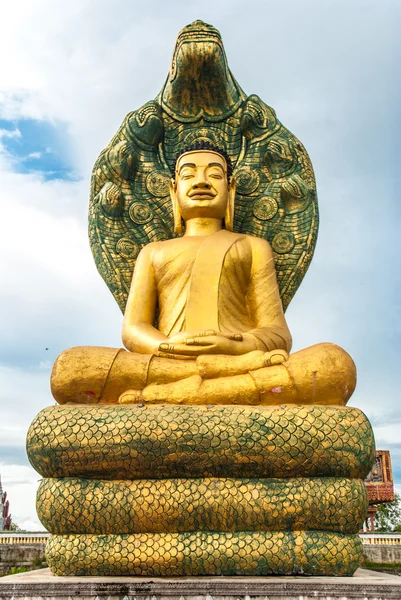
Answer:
[
  {"left": 224, "top": 176, "right": 236, "bottom": 232},
  {"left": 170, "top": 178, "right": 183, "bottom": 235}
]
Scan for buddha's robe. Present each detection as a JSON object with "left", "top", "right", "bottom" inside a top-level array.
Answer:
[
  {"left": 154, "top": 229, "right": 292, "bottom": 352},
  {"left": 51, "top": 231, "right": 356, "bottom": 406}
]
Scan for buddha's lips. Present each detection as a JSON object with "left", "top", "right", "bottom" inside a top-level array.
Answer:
[{"left": 188, "top": 191, "right": 216, "bottom": 199}]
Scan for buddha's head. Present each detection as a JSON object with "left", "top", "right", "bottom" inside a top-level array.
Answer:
[{"left": 170, "top": 141, "right": 236, "bottom": 234}]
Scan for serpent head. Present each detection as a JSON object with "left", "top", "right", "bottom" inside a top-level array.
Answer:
[{"left": 160, "top": 20, "right": 245, "bottom": 122}]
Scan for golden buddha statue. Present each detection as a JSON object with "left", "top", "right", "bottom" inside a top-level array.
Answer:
[
  {"left": 26, "top": 22, "right": 374, "bottom": 578},
  {"left": 51, "top": 143, "right": 355, "bottom": 408}
]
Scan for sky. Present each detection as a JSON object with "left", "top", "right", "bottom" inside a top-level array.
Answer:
[{"left": 0, "top": 0, "right": 400, "bottom": 530}]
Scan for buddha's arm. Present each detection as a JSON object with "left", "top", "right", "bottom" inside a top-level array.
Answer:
[
  {"left": 122, "top": 244, "right": 168, "bottom": 354},
  {"left": 246, "top": 237, "right": 292, "bottom": 353}
]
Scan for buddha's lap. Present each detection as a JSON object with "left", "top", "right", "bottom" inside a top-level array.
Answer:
[{"left": 50, "top": 342, "right": 356, "bottom": 406}]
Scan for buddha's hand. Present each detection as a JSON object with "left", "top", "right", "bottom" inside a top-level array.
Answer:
[{"left": 159, "top": 330, "right": 258, "bottom": 357}]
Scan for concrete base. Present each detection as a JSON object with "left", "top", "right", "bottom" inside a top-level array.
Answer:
[
  {"left": 364, "top": 543, "right": 401, "bottom": 563},
  {"left": 0, "top": 568, "right": 400, "bottom": 600},
  {"left": 0, "top": 544, "right": 46, "bottom": 576}
]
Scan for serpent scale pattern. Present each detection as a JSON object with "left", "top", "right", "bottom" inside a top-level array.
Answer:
[
  {"left": 46, "top": 531, "right": 362, "bottom": 577},
  {"left": 37, "top": 477, "right": 368, "bottom": 535},
  {"left": 89, "top": 22, "right": 319, "bottom": 313},
  {"left": 27, "top": 404, "right": 375, "bottom": 480}
]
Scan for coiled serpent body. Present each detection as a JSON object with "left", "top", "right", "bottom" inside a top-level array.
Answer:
[
  {"left": 27, "top": 404, "right": 374, "bottom": 479},
  {"left": 27, "top": 403, "right": 374, "bottom": 576},
  {"left": 46, "top": 531, "right": 362, "bottom": 577},
  {"left": 37, "top": 476, "right": 367, "bottom": 535}
]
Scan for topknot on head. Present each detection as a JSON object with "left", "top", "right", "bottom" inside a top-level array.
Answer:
[{"left": 172, "top": 140, "right": 233, "bottom": 183}]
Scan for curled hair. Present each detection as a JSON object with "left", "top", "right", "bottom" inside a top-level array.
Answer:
[{"left": 171, "top": 140, "right": 233, "bottom": 182}]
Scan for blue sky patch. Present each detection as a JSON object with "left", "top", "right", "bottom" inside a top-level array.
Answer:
[{"left": 0, "top": 118, "right": 78, "bottom": 180}]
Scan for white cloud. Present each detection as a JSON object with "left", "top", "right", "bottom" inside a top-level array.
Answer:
[
  {"left": 0, "top": 128, "right": 21, "bottom": 140},
  {"left": 0, "top": 166, "right": 122, "bottom": 371}
]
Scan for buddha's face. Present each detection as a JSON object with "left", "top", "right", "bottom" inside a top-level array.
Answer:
[{"left": 171, "top": 150, "right": 235, "bottom": 222}]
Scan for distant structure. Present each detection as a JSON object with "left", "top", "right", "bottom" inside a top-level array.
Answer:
[
  {"left": 364, "top": 450, "right": 395, "bottom": 531},
  {"left": 0, "top": 475, "right": 12, "bottom": 531}
]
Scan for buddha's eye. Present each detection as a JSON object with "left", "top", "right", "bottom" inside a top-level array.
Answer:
[
  {"left": 207, "top": 169, "right": 224, "bottom": 179},
  {"left": 180, "top": 170, "right": 194, "bottom": 179}
]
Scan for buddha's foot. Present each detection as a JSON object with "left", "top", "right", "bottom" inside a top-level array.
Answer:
[
  {"left": 118, "top": 350, "right": 285, "bottom": 406},
  {"left": 128, "top": 373, "right": 262, "bottom": 405},
  {"left": 265, "top": 348, "right": 289, "bottom": 365},
  {"left": 118, "top": 389, "right": 142, "bottom": 404},
  {"left": 45, "top": 531, "right": 363, "bottom": 576},
  {"left": 196, "top": 349, "right": 288, "bottom": 379},
  {"left": 118, "top": 351, "right": 289, "bottom": 404},
  {"left": 118, "top": 375, "right": 204, "bottom": 405}
]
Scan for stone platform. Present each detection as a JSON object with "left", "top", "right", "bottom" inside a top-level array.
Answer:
[{"left": 0, "top": 568, "right": 400, "bottom": 600}]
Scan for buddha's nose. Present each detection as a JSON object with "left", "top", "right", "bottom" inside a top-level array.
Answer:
[{"left": 193, "top": 177, "right": 211, "bottom": 189}]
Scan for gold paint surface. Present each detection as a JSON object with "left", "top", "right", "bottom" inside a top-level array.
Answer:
[
  {"left": 31, "top": 21, "right": 371, "bottom": 579},
  {"left": 46, "top": 531, "right": 362, "bottom": 576},
  {"left": 54, "top": 148, "right": 354, "bottom": 408},
  {"left": 89, "top": 21, "right": 318, "bottom": 313},
  {"left": 121, "top": 149, "right": 292, "bottom": 359},
  {"left": 37, "top": 476, "right": 368, "bottom": 535},
  {"left": 27, "top": 404, "right": 375, "bottom": 480},
  {"left": 51, "top": 342, "right": 356, "bottom": 407}
]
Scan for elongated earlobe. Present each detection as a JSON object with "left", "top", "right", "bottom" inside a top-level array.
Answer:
[
  {"left": 173, "top": 198, "right": 183, "bottom": 234},
  {"left": 224, "top": 198, "right": 234, "bottom": 231},
  {"left": 224, "top": 177, "right": 236, "bottom": 232},
  {"left": 170, "top": 179, "right": 183, "bottom": 234}
]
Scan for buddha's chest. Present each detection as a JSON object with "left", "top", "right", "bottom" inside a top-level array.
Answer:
[{"left": 153, "top": 239, "right": 252, "bottom": 299}]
